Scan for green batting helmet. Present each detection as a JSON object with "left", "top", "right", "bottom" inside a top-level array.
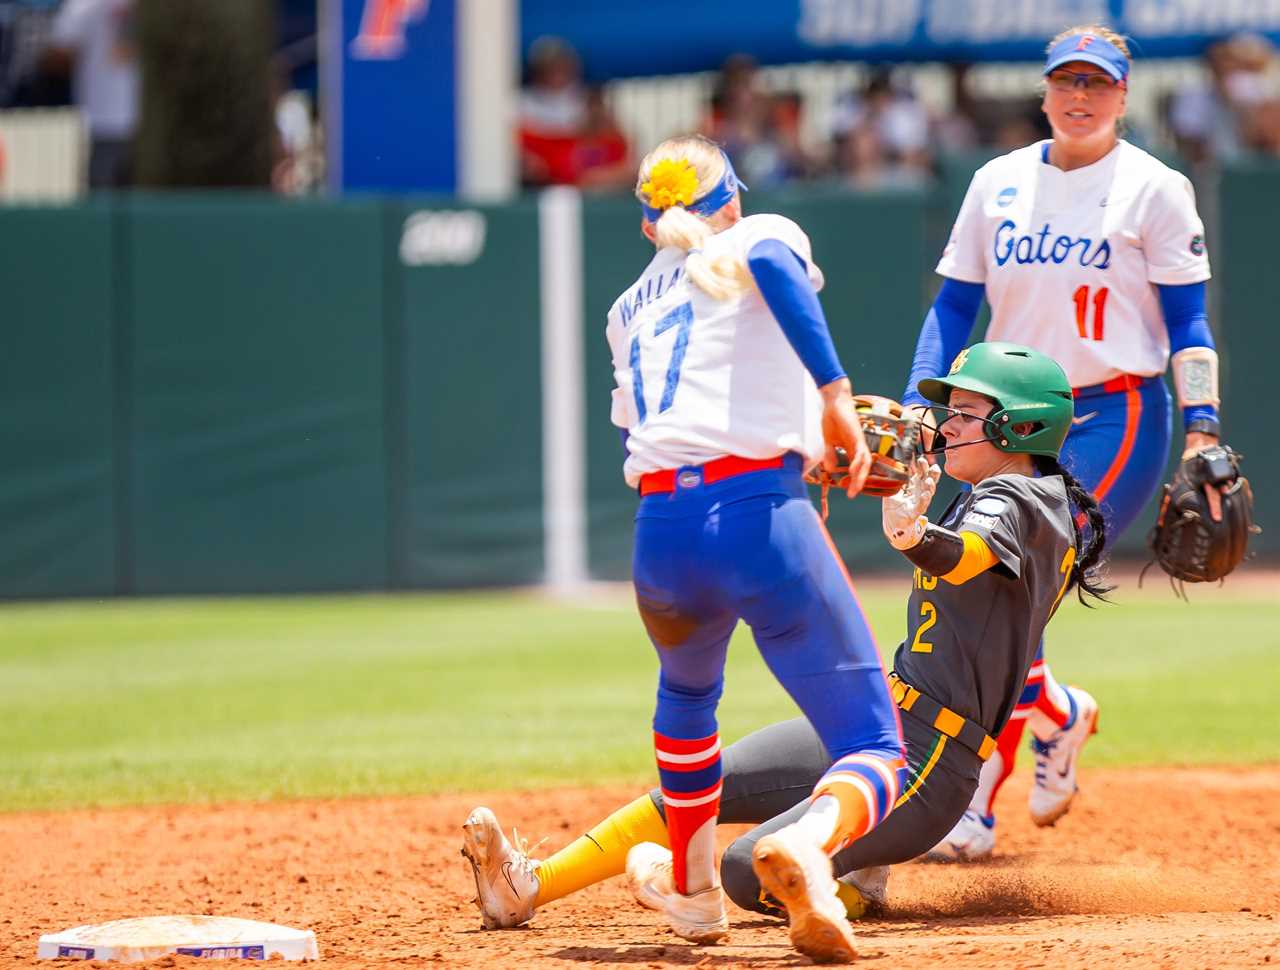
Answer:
[{"left": 916, "top": 342, "right": 1074, "bottom": 457}]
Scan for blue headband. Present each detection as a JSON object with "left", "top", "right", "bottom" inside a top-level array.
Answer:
[
  {"left": 640, "top": 153, "right": 749, "bottom": 223},
  {"left": 1044, "top": 33, "right": 1129, "bottom": 82}
]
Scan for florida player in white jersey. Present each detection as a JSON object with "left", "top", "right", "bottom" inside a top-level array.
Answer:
[
  {"left": 902, "top": 24, "right": 1228, "bottom": 861},
  {"left": 463, "top": 135, "right": 904, "bottom": 963}
]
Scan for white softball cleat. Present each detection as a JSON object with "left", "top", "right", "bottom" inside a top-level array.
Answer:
[
  {"left": 923, "top": 809, "right": 996, "bottom": 862},
  {"left": 625, "top": 841, "right": 674, "bottom": 912},
  {"left": 460, "top": 806, "right": 541, "bottom": 929},
  {"left": 835, "top": 865, "right": 889, "bottom": 919},
  {"left": 752, "top": 824, "right": 858, "bottom": 963},
  {"left": 624, "top": 843, "right": 728, "bottom": 944},
  {"left": 1029, "top": 686, "right": 1100, "bottom": 827}
]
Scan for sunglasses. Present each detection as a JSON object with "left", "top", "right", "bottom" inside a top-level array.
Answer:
[{"left": 1047, "top": 69, "right": 1125, "bottom": 93}]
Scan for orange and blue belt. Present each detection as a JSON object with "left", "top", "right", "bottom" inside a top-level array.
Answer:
[
  {"left": 639, "top": 454, "right": 787, "bottom": 496},
  {"left": 1071, "top": 372, "right": 1157, "bottom": 399}
]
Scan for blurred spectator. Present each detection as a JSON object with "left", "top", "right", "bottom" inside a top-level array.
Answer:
[
  {"left": 517, "top": 35, "right": 632, "bottom": 190},
  {"left": 830, "top": 68, "right": 931, "bottom": 188},
  {"left": 704, "top": 54, "right": 811, "bottom": 187},
  {"left": 518, "top": 35, "right": 585, "bottom": 186},
  {"left": 41, "top": 0, "right": 136, "bottom": 188},
  {"left": 933, "top": 64, "right": 980, "bottom": 154},
  {"left": 572, "top": 86, "right": 632, "bottom": 191},
  {"left": 1, "top": 0, "right": 68, "bottom": 107},
  {"left": 1169, "top": 33, "right": 1280, "bottom": 164}
]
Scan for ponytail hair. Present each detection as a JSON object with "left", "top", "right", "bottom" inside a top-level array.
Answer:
[
  {"left": 636, "top": 134, "right": 752, "bottom": 301},
  {"left": 1034, "top": 455, "right": 1113, "bottom": 606}
]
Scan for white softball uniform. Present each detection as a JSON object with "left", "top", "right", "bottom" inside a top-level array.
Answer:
[
  {"left": 938, "top": 139, "right": 1211, "bottom": 388},
  {"left": 606, "top": 213, "right": 826, "bottom": 488}
]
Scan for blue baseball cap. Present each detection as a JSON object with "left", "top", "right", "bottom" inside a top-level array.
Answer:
[{"left": 1043, "top": 33, "right": 1129, "bottom": 82}]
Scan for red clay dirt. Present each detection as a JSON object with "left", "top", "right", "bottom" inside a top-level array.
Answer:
[{"left": 2, "top": 767, "right": 1278, "bottom": 968}]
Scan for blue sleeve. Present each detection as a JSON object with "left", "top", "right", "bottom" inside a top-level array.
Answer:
[
  {"left": 901, "top": 279, "right": 985, "bottom": 406},
  {"left": 746, "top": 239, "right": 846, "bottom": 388},
  {"left": 1156, "top": 281, "right": 1219, "bottom": 431}
]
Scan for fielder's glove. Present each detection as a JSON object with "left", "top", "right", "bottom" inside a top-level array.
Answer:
[
  {"left": 807, "top": 396, "right": 923, "bottom": 519},
  {"left": 1147, "top": 445, "right": 1259, "bottom": 587}
]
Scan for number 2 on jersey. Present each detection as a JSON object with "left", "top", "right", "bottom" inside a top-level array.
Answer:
[
  {"left": 630, "top": 301, "right": 694, "bottom": 423},
  {"left": 910, "top": 601, "right": 938, "bottom": 653},
  {"left": 1072, "top": 285, "right": 1108, "bottom": 341}
]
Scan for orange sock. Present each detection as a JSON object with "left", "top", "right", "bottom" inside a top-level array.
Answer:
[{"left": 812, "top": 754, "right": 905, "bottom": 854}]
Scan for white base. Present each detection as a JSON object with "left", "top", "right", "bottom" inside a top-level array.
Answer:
[{"left": 37, "top": 915, "right": 319, "bottom": 962}]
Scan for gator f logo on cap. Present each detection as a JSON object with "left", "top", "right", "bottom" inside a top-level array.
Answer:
[
  {"left": 1074, "top": 35, "right": 1095, "bottom": 51},
  {"left": 351, "top": 0, "right": 430, "bottom": 59}
]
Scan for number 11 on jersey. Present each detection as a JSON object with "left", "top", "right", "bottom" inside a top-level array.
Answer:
[
  {"left": 630, "top": 301, "right": 694, "bottom": 423},
  {"left": 1072, "top": 285, "right": 1108, "bottom": 341}
]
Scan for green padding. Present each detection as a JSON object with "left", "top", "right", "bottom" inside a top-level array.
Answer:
[
  {"left": 126, "top": 196, "right": 389, "bottom": 593},
  {"left": 1217, "top": 163, "right": 1277, "bottom": 559},
  {"left": 582, "top": 190, "right": 932, "bottom": 577},
  {"left": 582, "top": 198, "right": 650, "bottom": 580},
  {"left": 393, "top": 199, "right": 544, "bottom": 586},
  {"left": 0, "top": 204, "right": 117, "bottom": 597}
]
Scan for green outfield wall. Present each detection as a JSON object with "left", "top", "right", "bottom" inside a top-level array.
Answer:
[{"left": 0, "top": 168, "right": 1271, "bottom": 597}]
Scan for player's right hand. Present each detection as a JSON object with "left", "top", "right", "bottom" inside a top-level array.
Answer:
[
  {"left": 820, "top": 379, "right": 871, "bottom": 498},
  {"left": 881, "top": 457, "right": 941, "bottom": 548}
]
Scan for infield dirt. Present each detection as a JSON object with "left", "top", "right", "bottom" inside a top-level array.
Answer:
[{"left": 2, "top": 767, "right": 1277, "bottom": 968}]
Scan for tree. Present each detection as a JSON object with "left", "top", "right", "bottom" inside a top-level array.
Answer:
[{"left": 135, "top": 0, "right": 276, "bottom": 188}]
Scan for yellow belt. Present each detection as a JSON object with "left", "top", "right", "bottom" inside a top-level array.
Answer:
[{"left": 888, "top": 672, "right": 997, "bottom": 762}]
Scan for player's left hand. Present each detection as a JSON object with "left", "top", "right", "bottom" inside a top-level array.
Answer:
[
  {"left": 1183, "top": 431, "right": 1224, "bottom": 522},
  {"left": 820, "top": 379, "right": 871, "bottom": 497}
]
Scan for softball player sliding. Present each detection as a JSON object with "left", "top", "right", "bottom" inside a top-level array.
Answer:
[
  {"left": 464, "top": 134, "right": 905, "bottom": 962},
  {"left": 458, "top": 344, "right": 1110, "bottom": 927},
  {"left": 905, "top": 24, "right": 1226, "bottom": 861}
]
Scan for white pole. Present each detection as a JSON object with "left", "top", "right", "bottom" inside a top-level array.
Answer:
[
  {"left": 539, "top": 187, "right": 588, "bottom": 592},
  {"left": 456, "top": 0, "right": 517, "bottom": 200}
]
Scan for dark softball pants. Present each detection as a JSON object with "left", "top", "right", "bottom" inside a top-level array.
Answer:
[{"left": 650, "top": 712, "right": 982, "bottom": 915}]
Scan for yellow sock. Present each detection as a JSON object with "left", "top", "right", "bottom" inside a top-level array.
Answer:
[
  {"left": 835, "top": 880, "right": 871, "bottom": 920},
  {"left": 533, "top": 794, "right": 669, "bottom": 907}
]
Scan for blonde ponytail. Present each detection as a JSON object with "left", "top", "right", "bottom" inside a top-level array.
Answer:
[{"left": 636, "top": 135, "right": 752, "bottom": 301}]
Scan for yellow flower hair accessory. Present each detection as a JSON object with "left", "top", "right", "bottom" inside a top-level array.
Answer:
[{"left": 642, "top": 158, "right": 699, "bottom": 212}]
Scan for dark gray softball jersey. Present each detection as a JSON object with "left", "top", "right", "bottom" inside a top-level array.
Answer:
[{"left": 892, "top": 472, "right": 1077, "bottom": 739}]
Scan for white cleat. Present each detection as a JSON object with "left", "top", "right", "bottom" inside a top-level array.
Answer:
[
  {"left": 460, "top": 807, "right": 541, "bottom": 929},
  {"left": 626, "top": 841, "right": 674, "bottom": 912},
  {"left": 1029, "top": 686, "right": 1100, "bottom": 827},
  {"left": 752, "top": 825, "right": 858, "bottom": 963},
  {"left": 624, "top": 843, "right": 728, "bottom": 944},
  {"left": 836, "top": 865, "right": 889, "bottom": 919},
  {"left": 922, "top": 809, "right": 996, "bottom": 862}
]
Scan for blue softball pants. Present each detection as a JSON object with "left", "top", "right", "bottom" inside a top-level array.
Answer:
[{"left": 633, "top": 454, "right": 903, "bottom": 765}]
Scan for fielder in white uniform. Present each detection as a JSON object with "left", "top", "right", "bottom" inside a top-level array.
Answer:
[{"left": 466, "top": 134, "right": 906, "bottom": 964}]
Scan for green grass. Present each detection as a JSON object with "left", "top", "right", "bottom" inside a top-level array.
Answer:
[{"left": 1, "top": 579, "right": 1277, "bottom": 812}]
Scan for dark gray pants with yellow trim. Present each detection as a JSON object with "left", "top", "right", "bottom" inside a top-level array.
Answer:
[{"left": 650, "top": 712, "right": 981, "bottom": 916}]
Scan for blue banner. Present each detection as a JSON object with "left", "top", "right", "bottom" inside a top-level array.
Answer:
[
  {"left": 522, "top": 0, "right": 1280, "bottom": 80},
  {"left": 326, "top": 0, "right": 456, "bottom": 192}
]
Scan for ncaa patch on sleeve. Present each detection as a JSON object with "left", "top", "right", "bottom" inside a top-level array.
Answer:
[{"left": 972, "top": 496, "right": 1007, "bottom": 515}]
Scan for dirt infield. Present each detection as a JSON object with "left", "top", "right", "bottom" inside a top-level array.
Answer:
[{"left": 3, "top": 768, "right": 1278, "bottom": 968}]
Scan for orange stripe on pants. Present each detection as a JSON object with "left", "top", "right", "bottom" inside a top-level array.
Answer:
[{"left": 1091, "top": 387, "right": 1142, "bottom": 501}]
